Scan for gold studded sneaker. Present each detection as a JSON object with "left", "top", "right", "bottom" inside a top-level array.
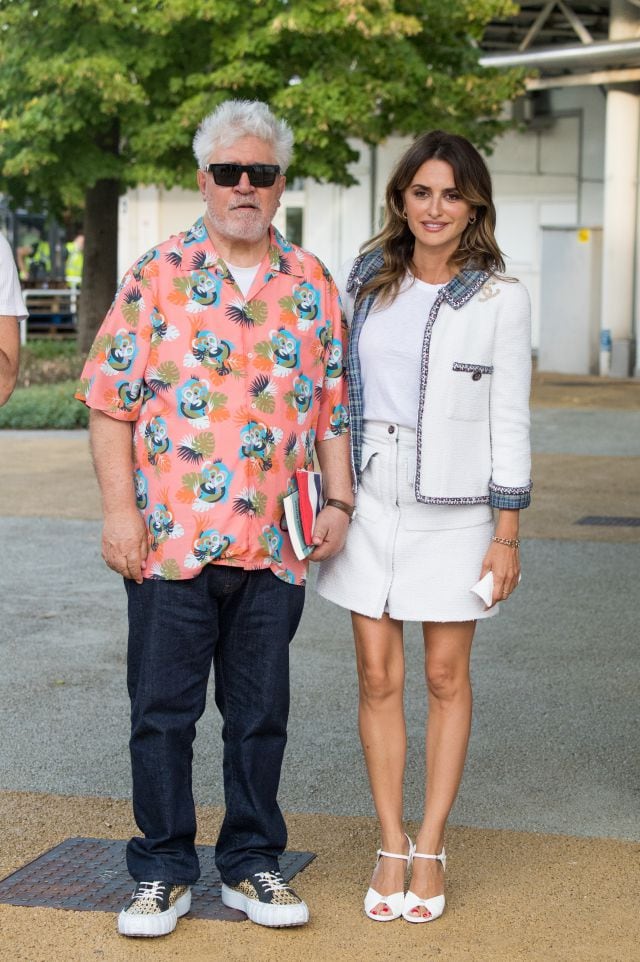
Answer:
[
  {"left": 221, "top": 870, "right": 309, "bottom": 927},
  {"left": 117, "top": 880, "right": 191, "bottom": 937}
]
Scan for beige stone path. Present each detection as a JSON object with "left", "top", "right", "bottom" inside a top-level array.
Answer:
[{"left": 0, "top": 793, "right": 638, "bottom": 962}]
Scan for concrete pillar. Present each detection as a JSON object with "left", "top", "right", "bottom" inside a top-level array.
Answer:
[{"left": 599, "top": 0, "right": 640, "bottom": 377}]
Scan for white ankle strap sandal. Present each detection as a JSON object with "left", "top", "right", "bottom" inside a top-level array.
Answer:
[
  {"left": 402, "top": 848, "right": 446, "bottom": 924},
  {"left": 364, "top": 833, "right": 414, "bottom": 922}
]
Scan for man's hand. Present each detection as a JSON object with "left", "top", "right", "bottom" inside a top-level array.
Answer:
[
  {"left": 89, "top": 410, "right": 147, "bottom": 582},
  {"left": 308, "top": 504, "right": 350, "bottom": 562},
  {"left": 102, "top": 508, "right": 148, "bottom": 584},
  {"left": 313, "top": 432, "right": 353, "bottom": 562}
]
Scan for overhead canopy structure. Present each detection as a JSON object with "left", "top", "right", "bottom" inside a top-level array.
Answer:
[
  {"left": 480, "top": 0, "right": 640, "bottom": 378},
  {"left": 482, "top": 0, "right": 610, "bottom": 51},
  {"left": 480, "top": 1, "right": 640, "bottom": 86}
]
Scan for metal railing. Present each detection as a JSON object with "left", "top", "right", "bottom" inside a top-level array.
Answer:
[{"left": 20, "top": 287, "right": 79, "bottom": 344}]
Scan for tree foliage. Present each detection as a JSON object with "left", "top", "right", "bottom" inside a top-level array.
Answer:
[
  {"left": 1, "top": 0, "right": 522, "bottom": 201},
  {"left": 0, "top": 0, "right": 523, "bottom": 346}
]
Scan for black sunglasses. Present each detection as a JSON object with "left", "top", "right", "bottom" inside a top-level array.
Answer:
[{"left": 205, "top": 163, "right": 281, "bottom": 187}]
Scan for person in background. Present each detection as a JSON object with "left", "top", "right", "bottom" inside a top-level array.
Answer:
[
  {"left": 0, "top": 232, "right": 27, "bottom": 405},
  {"left": 76, "top": 99, "right": 352, "bottom": 938},
  {"left": 17, "top": 230, "right": 51, "bottom": 282},
  {"left": 317, "top": 130, "right": 531, "bottom": 925},
  {"left": 64, "top": 232, "right": 84, "bottom": 287}
]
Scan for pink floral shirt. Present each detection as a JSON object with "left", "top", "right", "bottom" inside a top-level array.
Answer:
[{"left": 76, "top": 218, "right": 348, "bottom": 585}]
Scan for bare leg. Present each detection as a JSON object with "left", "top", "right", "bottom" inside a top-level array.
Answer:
[
  {"left": 352, "top": 611, "right": 409, "bottom": 917},
  {"left": 407, "top": 620, "right": 476, "bottom": 919}
]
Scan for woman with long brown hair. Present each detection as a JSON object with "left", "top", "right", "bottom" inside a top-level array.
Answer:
[{"left": 317, "top": 130, "right": 532, "bottom": 923}]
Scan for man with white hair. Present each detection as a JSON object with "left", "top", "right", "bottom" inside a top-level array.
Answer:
[{"left": 77, "top": 100, "right": 352, "bottom": 936}]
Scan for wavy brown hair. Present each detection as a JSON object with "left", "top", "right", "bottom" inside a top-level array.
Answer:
[{"left": 360, "top": 130, "right": 505, "bottom": 305}]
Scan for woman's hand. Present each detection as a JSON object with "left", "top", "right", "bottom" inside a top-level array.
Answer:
[
  {"left": 479, "top": 510, "right": 521, "bottom": 606},
  {"left": 480, "top": 539, "right": 520, "bottom": 606}
]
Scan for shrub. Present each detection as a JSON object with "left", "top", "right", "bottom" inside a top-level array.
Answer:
[
  {"left": 18, "top": 338, "right": 86, "bottom": 388},
  {"left": 0, "top": 380, "right": 88, "bottom": 429}
]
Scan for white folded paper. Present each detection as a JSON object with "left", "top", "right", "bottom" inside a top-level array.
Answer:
[
  {"left": 470, "top": 571, "right": 494, "bottom": 607},
  {"left": 470, "top": 571, "right": 522, "bottom": 607}
]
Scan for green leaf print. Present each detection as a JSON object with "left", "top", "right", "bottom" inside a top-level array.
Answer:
[
  {"left": 246, "top": 300, "right": 268, "bottom": 327},
  {"left": 159, "top": 559, "right": 181, "bottom": 581},
  {"left": 193, "top": 431, "right": 215, "bottom": 458},
  {"left": 255, "top": 391, "right": 276, "bottom": 414},
  {"left": 151, "top": 360, "right": 181, "bottom": 388},
  {"left": 254, "top": 340, "right": 273, "bottom": 361},
  {"left": 232, "top": 487, "right": 268, "bottom": 518},
  {"left": 176, "top": 429, "right": 215, "bottom": 465},
  {"left": 253, "top": 490, "right": 268, "bottom": 516},
  {"left": 209, "top": 392, "right": 228, "bottom": 410},
  {"left": 180, "top": 471, "right": 202, "bottom": 490},
  {"left": 76, "top": 376, "right": 92, "bottom": 400},
  {"left": 173, "top": 276, "right": 191, "bottom": 295},
  {"left": 87, "top": 334, "right": 113, "bottom": 361},
  {"left": 278, "top": 295, "right": 297, "bottom": 314},
  {"left": 122, "top": 299, "right": 142, "bottom": 328}
]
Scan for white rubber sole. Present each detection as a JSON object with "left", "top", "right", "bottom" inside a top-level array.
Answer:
[
  {"left": 221, "top": 883, "right": 309, "bottom": 927},
  {"left": 117, "top": 888, "right": 191, "bottom": 937}
]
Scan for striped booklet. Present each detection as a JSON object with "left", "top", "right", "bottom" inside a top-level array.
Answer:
[{"left": 282, "top": 469, "right": 323, "bottom": 560}]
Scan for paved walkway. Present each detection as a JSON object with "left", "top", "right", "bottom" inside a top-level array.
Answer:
[{"left": 0, "top": 371, "right": 638, "bottom": 961}]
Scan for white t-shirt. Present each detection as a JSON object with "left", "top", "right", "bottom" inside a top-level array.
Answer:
[
  {"left": 0, "top": 233, "right": 28, "bottom": 320},
  {"left": 226, "top": 261, "right": 260, "bottom": 298},
  {"left": 358, "top": 275, "right": 442, "bottom": 428}
]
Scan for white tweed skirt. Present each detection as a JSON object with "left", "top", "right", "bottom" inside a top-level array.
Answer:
[{"left": 316, "top": 420, "right": 499, "bottom": 622}]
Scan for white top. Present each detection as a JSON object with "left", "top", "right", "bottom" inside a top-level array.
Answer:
[
  {"left": 226, "top": 261, "right": 260, "bottom": 298},
  {"left": 0, "top": 233, "right": 28, "bottom": 320},
  {"left": 359, "top": 276, "right": 442, "bottom": 428}
]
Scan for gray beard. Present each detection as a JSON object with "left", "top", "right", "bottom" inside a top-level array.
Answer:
[{"left": 207, "top": 207, "right": 272, "bottom": 245}]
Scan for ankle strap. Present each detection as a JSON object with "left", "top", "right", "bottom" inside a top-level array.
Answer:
[
  {"left": 377, "top": 833, "right": 413, "bottom": 863},
  {"left": 377, "top": 848, "right": 410, "bottom": 861},
  {"left": 412, "top": 848, "right": 446, "bottom": 870}
]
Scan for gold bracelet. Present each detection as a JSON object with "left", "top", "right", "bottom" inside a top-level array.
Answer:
[{"left": 492, "top": 536, "right": 520, "bottom": 548}]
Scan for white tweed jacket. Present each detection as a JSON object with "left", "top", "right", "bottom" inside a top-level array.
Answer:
[{"left": 342, "top": 253, "right": 532, "bottom": 509}]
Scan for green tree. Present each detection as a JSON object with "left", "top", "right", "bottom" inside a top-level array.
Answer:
[{"left": 0, "top": 0, "right": 521, "bottom": 352}]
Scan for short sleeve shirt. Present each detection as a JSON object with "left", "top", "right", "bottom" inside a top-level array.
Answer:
[
  {"left": 0, "top": 233, "right": 28, "bottom": 320},
  {"left": 76, "top": 218, "right": 349, "bottom": 585}
]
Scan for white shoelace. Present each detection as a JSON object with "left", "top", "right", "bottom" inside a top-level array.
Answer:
[
  {"left": 132, "top": 880, "right": 166, "bottom": 902},
  {"left": 254, "top": 871, "right": 289, "bottom": 894}
]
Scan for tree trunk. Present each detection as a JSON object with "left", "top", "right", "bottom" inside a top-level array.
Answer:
[{"left": 78, "top": 178, "right": 120, "bottom": 355}]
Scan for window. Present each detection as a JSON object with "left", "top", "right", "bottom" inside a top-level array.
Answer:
[{"left": 285, "top": 207, "right": 304, "bottom": 247}]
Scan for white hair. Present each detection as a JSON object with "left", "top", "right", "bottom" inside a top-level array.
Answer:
[{"left": 192, "top": 100, "right": 294, "bottom": 172}]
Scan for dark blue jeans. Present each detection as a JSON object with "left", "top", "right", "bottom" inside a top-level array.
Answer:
[{"left": 124, "top": 565, "right": 305, "bottom": 886}]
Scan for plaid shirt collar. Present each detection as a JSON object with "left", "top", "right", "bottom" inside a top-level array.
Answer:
[{"left": 347, "top": 248, "right": 490, "bottom": 307}]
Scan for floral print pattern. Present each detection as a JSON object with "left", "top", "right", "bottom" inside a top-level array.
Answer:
[{"left": 76, "top": 219, "right": 348, "bottom": 584}]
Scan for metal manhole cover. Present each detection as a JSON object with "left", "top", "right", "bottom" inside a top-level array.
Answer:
[
  {"left": 0, "top": 837, "right": 315, "bottom": 921},
  {"left": 575, "top": 516, "right": 640, "bottom": 527}
]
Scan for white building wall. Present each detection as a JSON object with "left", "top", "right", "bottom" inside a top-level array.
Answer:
[{"left": 118, "top": 186, "right": 203, "bottom": 276}]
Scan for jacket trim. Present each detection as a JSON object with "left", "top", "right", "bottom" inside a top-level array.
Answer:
[
  {"left": 489, "top": 480, "right": 533, "bottom": 495},
  {"left": 415, "top": 494, "right": 491, "bottom": 505},
  {"left": 452, "top": 362, "right": 494, "bottom": 374},
  {"left": 488, "top": 480, "right": 532, "bottom": 510},
  {"left": 414, "top": 271, "right": 490, "bottom": 502}
]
